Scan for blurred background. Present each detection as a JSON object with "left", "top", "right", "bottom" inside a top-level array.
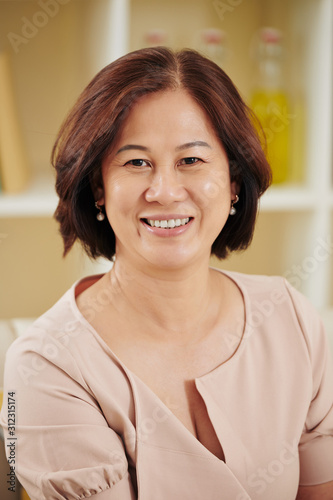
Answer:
[
  {"left": 0, "top": 0, "right": 332, "bottom": 316},
  {"left": 0, "top": 0, "right": 332, "bottom": 497}
]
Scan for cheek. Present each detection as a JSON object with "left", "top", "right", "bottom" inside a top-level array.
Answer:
[
  {"left": 104, "top": 174, "right": 139, "bottom": 208},
  {"left": 103, "top": 174, "right": 147, "bottom": 233},
  {"left": 202, "top": 180, "right": 223, "bottom": 205},
  {"left": 192, "top": 171, "right": 231, "bottom": 209},
  {"left": 102, "top": 179, "right": 128, "bottom": 227}
]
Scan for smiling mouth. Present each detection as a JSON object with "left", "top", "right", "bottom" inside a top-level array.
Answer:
[{"left": 143, "top": 217, "right": 192, "bottom": 229}]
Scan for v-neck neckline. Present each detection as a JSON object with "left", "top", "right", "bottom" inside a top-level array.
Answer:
[{"left": 69, "top": 268, "right": 251, "bottom": 464}]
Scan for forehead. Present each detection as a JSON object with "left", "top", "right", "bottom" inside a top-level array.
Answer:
[{"left": 116, "top": 89, "right": 218, "bottom": 142}]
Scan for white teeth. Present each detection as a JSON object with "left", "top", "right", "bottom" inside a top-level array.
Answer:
[{"left": 147, "top": 218, "right": 190, "bottom": 229}]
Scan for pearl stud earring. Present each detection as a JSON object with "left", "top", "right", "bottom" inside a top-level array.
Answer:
[
  {"left": 229, "top": 195, "right": 239, "bottom": 215},
  {"left": 95, "top": 202, "right": 105, "bottom": 221}
]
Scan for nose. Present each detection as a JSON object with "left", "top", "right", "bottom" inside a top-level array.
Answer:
[{"left": 144, "top": 167, "right": 187, "bottom": 205}]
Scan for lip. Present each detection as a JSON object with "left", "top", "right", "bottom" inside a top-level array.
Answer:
[
  {"left": 140, "top": 216, "right": 194, "bottom": 237},
  {"left": 140, "top": 214, "right": 193, "bottom": 220}
]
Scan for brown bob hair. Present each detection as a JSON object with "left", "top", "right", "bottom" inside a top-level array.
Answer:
[{"left": 52, "top": 46, "right": 271, "bottom": 260}]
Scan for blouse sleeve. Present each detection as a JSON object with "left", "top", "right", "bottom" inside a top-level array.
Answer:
[
  {"left": 284, "top": 279, "right": 333, "bottom": 486},
  {"left": 0, "top": 332, "right": 136, "bottom": 500}
]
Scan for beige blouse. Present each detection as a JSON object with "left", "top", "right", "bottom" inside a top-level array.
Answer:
[{"left": 1, "top": 270, "right": 332, "bottom": 500}]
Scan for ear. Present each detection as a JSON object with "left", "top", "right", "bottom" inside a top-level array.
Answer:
[
  {"left": 230, "top": 179, "right": 240, "bottom": 198},
  {"left": 90, "top": 169, "right": 105, "bottom": 205},
  {"left": 95, "top": 187, "right": 105, "bottom": 206}
]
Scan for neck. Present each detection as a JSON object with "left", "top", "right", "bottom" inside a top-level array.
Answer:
[{"left": 108, "top": 256, "right": 222, "bottom": 343}]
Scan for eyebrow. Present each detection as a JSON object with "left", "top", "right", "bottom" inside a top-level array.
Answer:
[
  {"left": 175, "top": 141, "right": 212, "bottom": 151},
  {"left": 116, "top": 144, "right": 150, "bottom": 155},
  {"left": 115, "top": 141, "right": 212, "bottom": 155}
]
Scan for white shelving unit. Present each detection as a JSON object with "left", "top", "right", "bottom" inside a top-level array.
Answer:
[
  {"left": 259, "top": 186, "right": 317, "bottom": 212},
  {"left": 0, "top": 173, "right": 57, "bottom": 218},
  {"left": 0, "top": 0, "right": 332, "bottom": 317}
]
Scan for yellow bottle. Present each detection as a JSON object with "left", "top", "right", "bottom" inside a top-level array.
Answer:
[{"left": 250, "top": 28, "right": 290, "bottom": 184}]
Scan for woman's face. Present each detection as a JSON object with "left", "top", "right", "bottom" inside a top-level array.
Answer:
[{"left": 99, "top": 89, "right": 238, "bottom": 272}]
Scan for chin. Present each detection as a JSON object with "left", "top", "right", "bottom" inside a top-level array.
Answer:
[{"left": 144, "top": 247, "right": 205, "bottom": 271}]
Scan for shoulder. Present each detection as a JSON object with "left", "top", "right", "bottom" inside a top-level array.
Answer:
[
  {"left": 217, "top": 268, "right": 284, "bottom": 290},
  {"left": 219, "top": 269, "right": 326, "bottom": 340},
  {"left": 4, "top": 282, "right": 92, "bottom": 387},
  {"left": 218, "top": 268, "right": 290, "bottom": 305},
  {"left": 224, "top": 270, "right": 330, "bottom": 365},
  {"left": 221, "top": 269, "right": 316, "bottom": 311},
  {"left": 3, "top": 274, "right": 128, "bottom": 395}
]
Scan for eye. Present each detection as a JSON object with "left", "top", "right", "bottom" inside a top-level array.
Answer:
[
  {"left": 124, "top": 159, "right": 150, "bottom": 168},
  {"left": 178, "top": 157, "right": 202, "bottom": 166}
]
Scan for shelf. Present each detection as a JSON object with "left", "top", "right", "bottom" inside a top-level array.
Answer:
[
  {"left": 259, "top": 185, "right": 318, "bottom": 212},
  {"left": 0, "top": 174, "right": 329, "bottom": 217},
  {"left": 0, "top": 173, "right": 58, "bottom": 218}
]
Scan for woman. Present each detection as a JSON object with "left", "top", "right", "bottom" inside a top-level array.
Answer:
[{"left": 1, "top": 47, "right": 332, "bottom": 500}]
